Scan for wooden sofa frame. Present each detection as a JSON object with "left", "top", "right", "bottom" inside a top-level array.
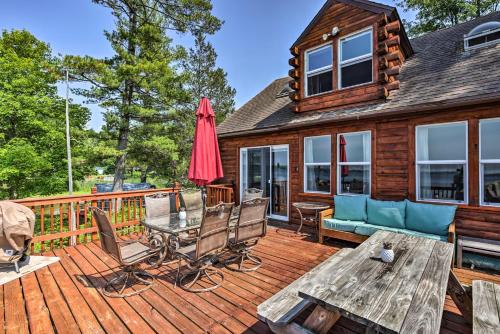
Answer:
[{"left": 318, "top": 208, "right": 456, "bottom": 244}]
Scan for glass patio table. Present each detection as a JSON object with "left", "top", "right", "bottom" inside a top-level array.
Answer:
[{"left": 141, "top": 208, "right": 239, "bottom": 262}]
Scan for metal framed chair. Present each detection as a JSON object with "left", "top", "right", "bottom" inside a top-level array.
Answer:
[
  {"left": 180, "top": 190, "right": 204, "bottom": 212},
  {"left": 225, "top": 197, "right": 269, "bottom": 272},
  {"left": 143, "top": 192, "right": 176, "bottom": 264},
  {"left": 174, "top": 202, "right": 234, "bottom": 292},
  {"left": 242, "top": 188, "right": 264, "bottom": 202},
  {"left": 90, "top": 207, "right": 166, "bottom": 298},
  {"left": 144, "top": 192, "right": 175, "bottom": 218}
]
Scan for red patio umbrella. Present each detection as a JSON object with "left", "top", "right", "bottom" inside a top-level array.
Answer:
[
  {"left": 188, "top": 97, "right": 224, "bottom": 186},
  {"left": 339, "top": 135, "right": 349, "bottom": 176}
]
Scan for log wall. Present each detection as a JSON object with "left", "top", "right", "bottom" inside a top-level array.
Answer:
[
  {"left": 218, "top": 104, "right": 500, "bottom": 241},
  {"left": 288, "top": 2, "right": 407, "bottom": 113}
]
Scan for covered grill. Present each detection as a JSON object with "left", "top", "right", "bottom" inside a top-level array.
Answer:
[{"left": 0, "top": 201, "right": 35, "bottom": 272}]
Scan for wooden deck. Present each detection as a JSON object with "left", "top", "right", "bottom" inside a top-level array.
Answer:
[{"left": 2, "top": 225, "right": 499, "bottom": 334}]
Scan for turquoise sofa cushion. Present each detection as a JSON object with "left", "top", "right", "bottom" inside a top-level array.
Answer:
[
  {"left": 334, "top": 195, "right": 368, "bottom": 222},
  {"left": 403, "top": 229, "right": 448, "bottom": 242},
  {"left": 405, "top": 200, "right": 457, "bottom": 236},
  {"left": 367, "top": 199, "right": 406, "bottom": 229},
  {"left": 354, "top": 224, "right": 448, "bottom": 242},
  {"left": 354, "top": 224, "right": 401, "bottom": 236},
  {"left": 323, "top": 218, "right": 365, "bottom": 233}
]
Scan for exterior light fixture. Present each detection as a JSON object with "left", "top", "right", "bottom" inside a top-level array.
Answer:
[{"left": 322, "top": 26, "right": 340, "bottom": 41}]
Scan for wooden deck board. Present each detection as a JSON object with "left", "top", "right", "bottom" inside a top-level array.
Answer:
[
  {"left": 2, "top": 226, "right": 498, "bottom": 334},
  {"left": 20, "top": 273, "right": 54, "bottom": 334}
]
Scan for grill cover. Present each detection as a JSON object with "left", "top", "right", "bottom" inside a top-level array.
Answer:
[{"left": 0, "top": 202, "right": 35, "bottom": 263}]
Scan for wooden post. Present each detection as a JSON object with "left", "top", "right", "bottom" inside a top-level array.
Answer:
[
  {"left": 447, "top": 270, "right": 473, "bottom": 324},
  {"left": 303, "top": 305, "right": 340, "bottom": 334}
]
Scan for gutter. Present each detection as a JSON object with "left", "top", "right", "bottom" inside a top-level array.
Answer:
[{"left": 218, "top": 93, "right": 500, "bottom": 139}]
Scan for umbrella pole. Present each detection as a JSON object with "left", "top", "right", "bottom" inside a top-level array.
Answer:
[{"left": 202, "top": 186, "right": 207, "bottom": 208}]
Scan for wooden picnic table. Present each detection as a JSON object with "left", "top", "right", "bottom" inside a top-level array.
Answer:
[
  {"left": 259, "top": 230, "right": 463, "bottom": 333},
  {"left": 297, "top": 230, "right": 454, "bottom": 333}
]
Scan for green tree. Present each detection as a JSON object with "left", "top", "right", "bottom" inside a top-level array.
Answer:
[
  {"left": 170, "top": 33, "right": 235, "bottom": 181},
  {"left": 127, "top": 123, "right": 179, "bottom": 182},
  {"left": 65, "top": 0, "right": 221, "bottom": 191},
  {"left": 183, "top": 33, "right": 236, "bottom": 125},
  {"left": 398, "top": 0, "right": 500, "bottom": 36},
  {"left": 0, "top": 30, "right": 91, "bottom": 199}
]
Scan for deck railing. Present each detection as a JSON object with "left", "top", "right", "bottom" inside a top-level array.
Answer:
[
  {"left": 14, "top": 187, "right": 180, "bottom": 253},
  {"left": 206, "top": 184, "right": 234, "bottom": 206}
]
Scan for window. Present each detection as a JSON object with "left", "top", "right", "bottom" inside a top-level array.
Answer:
[
  {"left": 464, "top": 21, "right": 500, "bottom": 50},
  {"left": 416, "top": 122, "right": 468, "bottom": 203},
  {"left": 339, "top": 29, "right": 373, "bottom": 88},
  {"left": 480, "top": 118, "right": 500, "bottom": 206},
  {"left": 304, "top": 135, "right": 331, "bottom": 193},
  {"left": 337, "top": 131, "right": 371, "bottom": 195},
  {"left": 305, "top": 45, "right": 333, "bottom": 96}
]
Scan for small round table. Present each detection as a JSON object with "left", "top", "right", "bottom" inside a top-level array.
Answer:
[{"left": 292, "top": 202, "right": 331, "bottom": 237}]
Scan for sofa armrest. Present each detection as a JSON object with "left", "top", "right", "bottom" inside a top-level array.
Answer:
[
  {"left": 448, "top": 221, "right": 456, "bottom": 244},
  {"left": 319, "top": 208, "right": 334, "bottom": 223}
]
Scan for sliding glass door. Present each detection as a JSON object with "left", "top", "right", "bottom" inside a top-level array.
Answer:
[{"left": 240, "top": 145, "right": 289, "bottom": 220}]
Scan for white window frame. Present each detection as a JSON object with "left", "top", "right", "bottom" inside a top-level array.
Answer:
[
  {"left": 304, "top": 43, "right": 333, "bottom": 97},
  {"left": 415, "top": 121, "right": 469, "bottom": 204},
  {"left": 479, "top": 117, "right": 500, "bottom": 207},
  {"left": 338, "top": 28, "right": 373, "bottom": 89},
  {"left": 464, "top": 24, "right": 500, "bottom": 50},
  {"left": 336, "top": 131, "right": 371, "bottom": 196},
  {"left": 303, "top": 135, "right": 331, "bottom": 194},
  {"left": 239, "top": 145, "right": 290, "bottom": 221}
]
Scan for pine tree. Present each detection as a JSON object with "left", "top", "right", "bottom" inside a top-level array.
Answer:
[
  {"left": 172, "top": 33, "right": 235, "bottom": 181},
  {"left": 64, "top": 0, "right": 221, "bottom": 191},
  {"left": 183, "top": 33, "right": 236, "bottom": 124}
]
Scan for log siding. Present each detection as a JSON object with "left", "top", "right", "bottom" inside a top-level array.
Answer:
[{"left": 218, "top": 103, "right": 500, "bottom": 241}]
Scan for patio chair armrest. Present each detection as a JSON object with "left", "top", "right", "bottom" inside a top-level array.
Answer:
[
  {"left": 448, "top": 221, "right": 456, "bottom": 244},
  {"left": 319, "top": 208, "right": 334, "bottom": 223}
]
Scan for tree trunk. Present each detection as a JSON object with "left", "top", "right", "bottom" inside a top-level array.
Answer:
[
  {"left": 140, "top": 166, "right": 151, "bottom": 183},
  {"left": 476, "top": 0, "right": 481, "bottom": 17},
  {"left": 112, "top": 6, "right": 136, "bottom": 192},
  {"left": 112, "top": 123, "right": 129, "bottom": 192}
]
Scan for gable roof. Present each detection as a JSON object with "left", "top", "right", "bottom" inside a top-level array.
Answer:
[
  {"left": 291, "top": 0, "right": 394, "bottom": 48},
  {"left": 218, "top": 12, "right": 500, "bottom": 138}
]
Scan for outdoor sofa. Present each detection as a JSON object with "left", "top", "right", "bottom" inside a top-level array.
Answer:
[{"left": 319, "top": 196, "right": 456, "bottom": 244}]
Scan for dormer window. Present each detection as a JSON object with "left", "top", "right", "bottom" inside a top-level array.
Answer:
[
  {"left": 464, "top": 21, "right": 500, "bottom": 50},
  {"left": 305, "top": 44, "right": 333, "bottom": 97},
  {"left": 339, "top": 28, "right": 373, "bottom": 88}
]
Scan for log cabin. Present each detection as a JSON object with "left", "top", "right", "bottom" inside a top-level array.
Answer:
[{"left": 216, "top": 0, "right": 500, "bottom": 243}]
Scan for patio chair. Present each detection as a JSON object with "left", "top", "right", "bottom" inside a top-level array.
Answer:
[
  {"left": 144, "top": 192, "right": 176, "bottom": 218},
  {"left": 174, "top": 202, "right": 234, "bottom": 292},
  {"left": 242, "top": 188, "right": 264, "bottom": 202},
  {"left": 180, "top": 189, "right": 203, "bottom": 208},
  {"left": 90, "top": 207, "right": 166, "bottom": 298},
  {"left": 178, "top": 190, "right": 206, "bottom": 241},
  {"left": 225, "top": 197, "right": 269, "bottom": 272},
  {"left": 144, "top": 192, "right": 179, "bottom": 263}
]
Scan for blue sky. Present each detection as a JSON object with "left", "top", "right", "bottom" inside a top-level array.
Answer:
[{"left": 0, "top": 0, "right": 414, "bottom": 130}]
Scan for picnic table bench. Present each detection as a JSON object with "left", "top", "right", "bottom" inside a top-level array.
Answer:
[
  {"left": 472, "top": 280, "right": 500, "bottom": 334},
  {"left": 257, "top": 248, "right": 353, "bottom": 333}
]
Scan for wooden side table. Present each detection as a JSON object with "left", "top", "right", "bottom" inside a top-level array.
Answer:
[{"left": 292, "top": 202, "right": 330, "bottom": 238}]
